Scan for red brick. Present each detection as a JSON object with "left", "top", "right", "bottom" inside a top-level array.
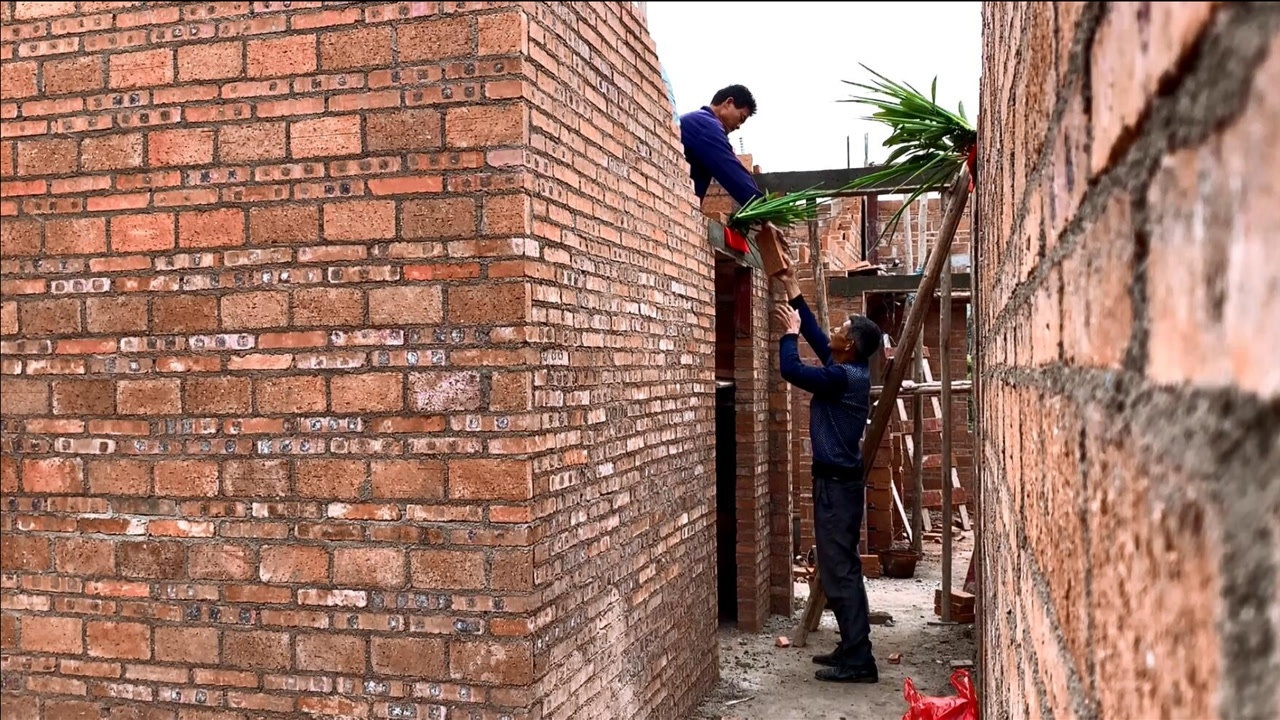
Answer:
[
  {"left": 217, "top": 122, "right": 286, "bottom": 163},
  {"left": 445, "top": 103, "right": 528, "bottom": 148},
  {"left": 14, "top": 2, "right": 76, "bottom": 19},
  {"left": 155, "top": 626, "right": 218, "bottom": 665},
  {"left": 371, "top": 636, "right": 447, "bottom": 677},
  {"left": 319, "top": 26, "right": 391, "bottom": 70},
  {"left": 87, "top": 621, "right": 150, "bottom": 659},
  {"left": 110, "top": 213, "right": 175, "bottom": 253},
  {"left": 253, "top": 375, "right": 323, "bottom": 414},
  {"left": 248, "top": 204, "right": 318, "bottom": 244},
  {"left": 410, "top": 549, "right": 484, "bottom": 590},
  {"left": 87, "top": 459, "right": 150, "bottom": 496},
  {"left": 45, "top": 55, "right": 104, "bottom": 95},
  {"left": 477, "top": 10, "right": 528, "bottom": 56},
  {"left": 491, "top": 372, "right": 531, "bottom": 411},
  {"left": 52, "top": 379, "right": 115, "bottom": 415},
  {"left": 5, "top": 376, "right": 50, "bottom": 415},
  {"left": 259, "top": 545, "right": 328, "bottom": 584},
  {"left": 365, "top": 109, "right": 442, "bottom": 151},
  {"left": 448, "top": 283, "right": 530, "bottom": 324},
  {"left": 0, "top": 217, "right": 41, "bottom": 256},
  {"left": 330, "top": 373, "right": 402, "bottom": 413},
  {"left": 152, "top": 294, "right": 217, "bottom": 333},
  {"left": 20, "top": 615, "right": 83, "bottom": 654},
  {"left": 118, "top": 540, "right": 185, "bottom": 579},
  {"left": 109, "top": 48, "right": 173, "bottom": 89},
  {"left": 368, "top": 285, "right": 442, "bottom": 326},
  {"left": 45, "top": 217, "right": 107, "bottom": 255},
  {"left": 323, "top": 199, "right": 394, "bottom": 240},
  {"left": 397, "top": 16, "right": 474, "bottom": 62},
  {"left": 484, "top": 193, "right": 531, "bottom": 235},
  {"left": 402, "top": 196, "right": 475, "bottom": 238},
  {"left": 117, "top": 379, "right": 181, "bottom": 415},
  {"left": 222, "top": 459, "right": 289, "bottom": 498},
  {"left": 21, "top": 457, "right": 83, "bottom": 494},
  {"left": 447, "top": 458, "right": 531, "bottom": 501},
  {"left": 178, "top": 207, "right": 245, "bottom": 248},
  {"left": 490, "top": 549, "right": 532, "bottom": 591},
  {"left": 0, "top": 300, "right": 15, "bottom": 335},
  {"left": 154, "top": 460, "right": 219, "bottom": 497},
  {"left": 369, "top": 459, "right": 444, "bottom": 500},
  {"left": 450, "top": 640, "right": 533, "bottom": 685},
  {"left": 19, "top": 297, "right": 82, "bottom": 335},
  {"left": 184, "top": 376, "right": 251, "bottom": 415},
  {"left": 177, "top": 41, "right": 243, "bottom": 81},
  {"left": 87, "top": 296, "right": 148, "bottom": 333},
  {"left": 290, "top": 115, "right": 361, "bottom": 158},
  {"left": 332, "top": 547, "right": 404, "bottom": 588},
  {"left": 291, "top": 286, "right": 363, "bottom": 327},
  {"left": 189, "top": 543, "right": 254, "bottom": 580},
  {"left": 294, "top": 633, "right": 364, "bottom": 674},
  {"left": 149, "top": 128, "right": 214, "bottom": 167},
  {"left": 2, "top": 534, "right": 51, "bottom": 572},
  {"left": 81, "top": 133, "right": 143, "bottom": 172},
  {"left": 18, "top": 137, "right": 78, "bottom": 175},
  {"left": 220, "top": 291, "right": 288, "bottom": 330},
  {"left": 223, "top": 630, "right": 290, "bottom": 670},
  {"left": 1, "top": 60, "right": 38, "bottom": 99},
  {"left": 296, "top": 459, "right": 364, "bottom": 500},
  {"left": 246, "top": 34, "right": 316, "bottom": 78}
]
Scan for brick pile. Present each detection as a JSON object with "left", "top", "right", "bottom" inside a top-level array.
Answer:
[
  {"left": 0, "top": 2, "right": 719, "bottom": 718},
  {"left": 977, "top": 3, "right": 1279, "bottom": 718}
]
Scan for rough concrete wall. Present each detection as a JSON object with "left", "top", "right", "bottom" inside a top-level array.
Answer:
[
  {"left": 0, "top": 2, "right": 717, "bottom": 719},
  {"left": 977, "top": 3, "right": 1280, "bottom": 720}
]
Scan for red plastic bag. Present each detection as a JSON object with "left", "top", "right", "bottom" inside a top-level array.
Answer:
[
  {"left": 724, "top": 226, "right": 749, "bottom": 254},
  {"left": 901, "top": 669, "right": 978, "bottom": 720}
]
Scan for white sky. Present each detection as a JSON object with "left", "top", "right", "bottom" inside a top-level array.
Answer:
[{"left": 644, "top": 1, "right": 983, "bottom": 173}]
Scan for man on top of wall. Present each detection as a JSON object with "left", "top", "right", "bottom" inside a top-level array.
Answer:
[
  {"left": 679, "top": 84, "right": 787, "bottom": 259},
  {"left": 772, "top": 267, "right": 883, "bottom": 684}
]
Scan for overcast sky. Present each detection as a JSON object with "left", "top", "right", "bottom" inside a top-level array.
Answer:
[{"left": 644, "top": 1, "right": 983, "bottom": 173}]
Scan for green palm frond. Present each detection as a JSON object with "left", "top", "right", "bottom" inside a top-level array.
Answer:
[
  {"left": 838, "top": 64, "right": 976, "bottom": 242},
  {"left": 728, "top": 185, "right": 832, "bottom": 231}
]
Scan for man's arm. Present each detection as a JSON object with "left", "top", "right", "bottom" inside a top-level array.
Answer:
[
  {"left": 779, "top": 333, "right": 848, "bottom": 396},
  {"left": 776, "top": 272, "right": 832, "bottom": 365},
  {"left": 683, "top": 113, "right": 764, "bottom": 207}
]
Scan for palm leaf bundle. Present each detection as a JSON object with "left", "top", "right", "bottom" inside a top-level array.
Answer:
[
  {"left": 727, "top": 185, "right": 832, "bottom": 233},
  {"left": 839, "top": 64, "right": 976, "bottom": 241}
]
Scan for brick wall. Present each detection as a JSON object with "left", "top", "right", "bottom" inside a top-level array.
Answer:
[
  {"left": 872, "top": 195, "right": 973, "bottom": 274},
  {"left": 977, "top": 3, "right": 1280, "bottom": 719},
  {"left": 0, "top": 3, "right": 718, "bottom": 719}
]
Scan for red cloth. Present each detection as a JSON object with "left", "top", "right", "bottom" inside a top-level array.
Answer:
[{"left": 724, "top": 226, "right": 749, "bottom": 253}]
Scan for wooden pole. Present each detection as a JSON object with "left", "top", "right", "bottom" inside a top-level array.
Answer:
[
  {"left": 860, "top": 166, "right": 969, "bottom": 479},
  {"left": 910, "top": 331, "right": 924, "bottom": 557},
  {"left": 940, "top": 240, "right": 954, "bottom": 623},
  {"left": 791, "top": 166, "right": 971, "bottom": 640}
]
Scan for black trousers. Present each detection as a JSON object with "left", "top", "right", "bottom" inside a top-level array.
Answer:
[{"left": 813, "top": 465, "right": 874, "bottom": 667}]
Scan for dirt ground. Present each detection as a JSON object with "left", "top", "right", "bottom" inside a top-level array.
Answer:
[{"left": 691, "top": 533, "right": 976, "bottom": 720}]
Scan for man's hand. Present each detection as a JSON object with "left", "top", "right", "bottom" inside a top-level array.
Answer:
[{"left": 775, "top": 304, "right": 801, "bottom": 335}]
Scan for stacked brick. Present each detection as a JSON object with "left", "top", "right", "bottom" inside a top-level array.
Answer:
[
  {"left": 977, "top": 3, "right": 1280, "bottom": 719},
  {"left": 0, "top": 2, "right": 719, "bottom": 719}
]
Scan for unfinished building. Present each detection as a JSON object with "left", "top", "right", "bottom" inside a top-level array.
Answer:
[{"left": 1, "top": 2, "right": 1278, "bottom": 720}]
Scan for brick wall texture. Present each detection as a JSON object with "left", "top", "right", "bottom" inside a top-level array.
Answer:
[
  {"left": 0, "top": 2, "right": 722, "bottom": 719},
  {"left": 977, "top": 3, "right": 1280, "bottom": 720}
]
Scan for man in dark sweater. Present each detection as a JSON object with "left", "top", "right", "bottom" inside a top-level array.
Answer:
[{"left": 774, "top": 269, "right": 883, "bottom": 684}]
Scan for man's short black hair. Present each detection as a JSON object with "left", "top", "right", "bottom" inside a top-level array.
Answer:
[
  {"left": 711, "top": 85, "right": 756, "bottom": 115},
  {"left": 848, "top": 316, "right": 883, "bottom": 362}
]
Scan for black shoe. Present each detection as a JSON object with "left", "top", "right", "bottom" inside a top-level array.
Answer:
[
  {"left": 811, "top": 651, "right": 840, "bottom": 667},
  {"left": 814, "top": 663, "right": 879, "bottom": 684}
]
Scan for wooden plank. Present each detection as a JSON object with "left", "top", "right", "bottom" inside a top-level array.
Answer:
[{"left": 940, "top": 225, "right": 954, "bottom": 623}]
